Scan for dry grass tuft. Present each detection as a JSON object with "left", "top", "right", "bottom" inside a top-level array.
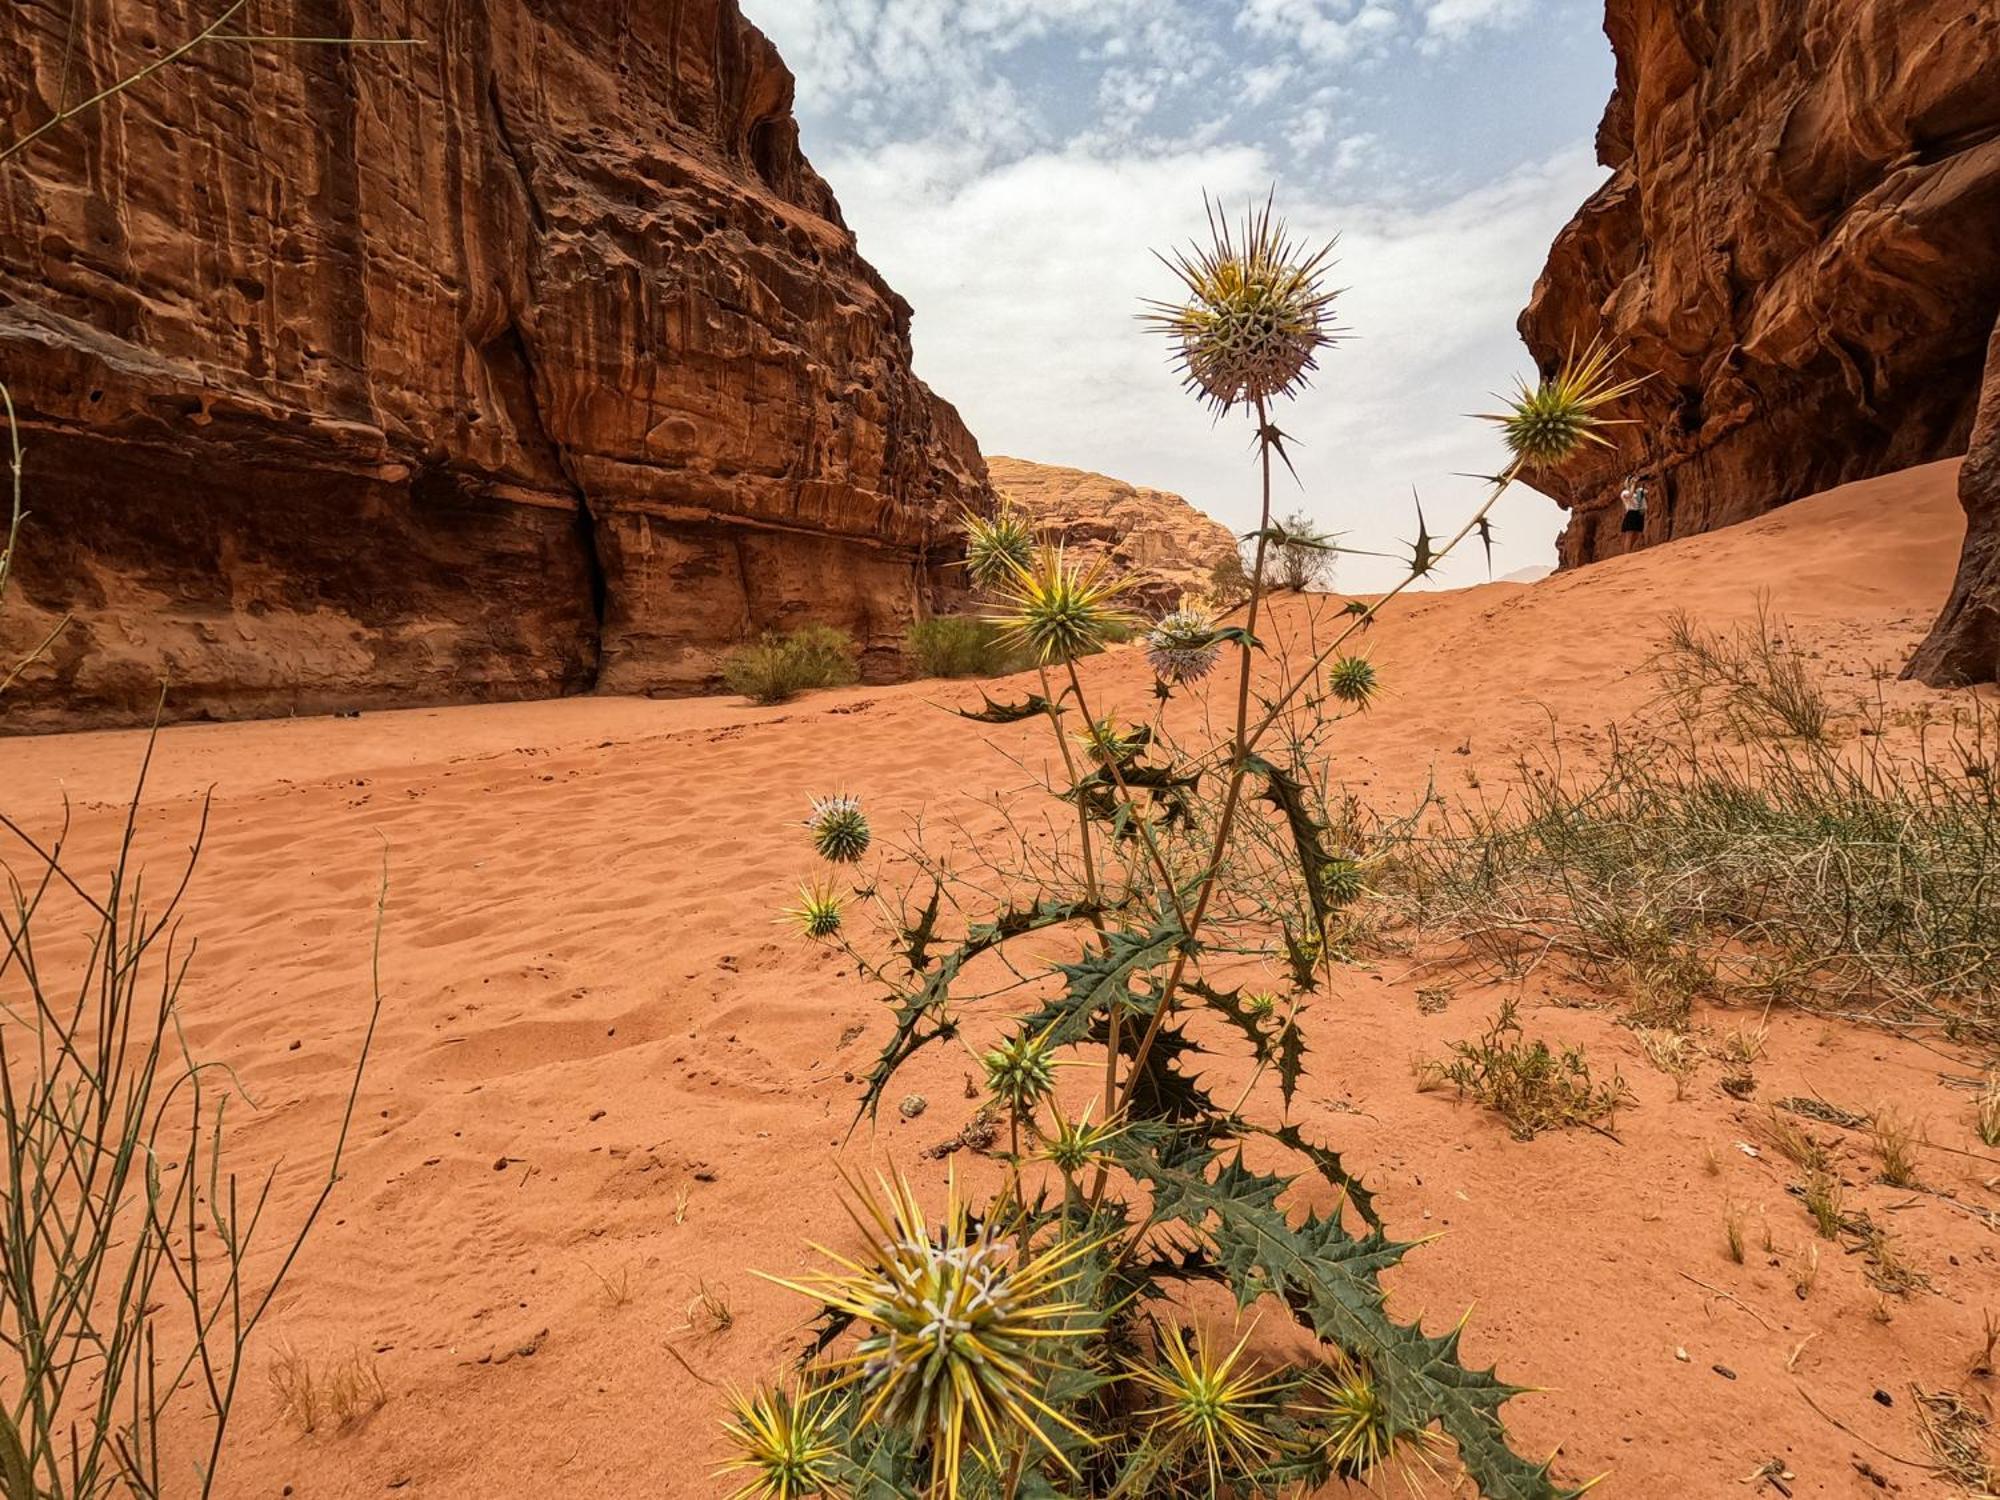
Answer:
[
  {"left": 1722, "top": 1203, "right": 1746, "bottom": 1265},
  {"left": 1755, "top": 1108, "right": 1831, "bottom": 1174},
  {"left": 1912, "top": 1387, "right": 1997, "bottom": 1493},
  {"left": 1788, "top": 1244, "right": 1819, "bottom": 1300},
  {"left": 1801, "top": 1168, "right": 1846, "bottom": 1241},
  {"left": 1975, "top": 1074, "right": 2000, "bottom": 1150},
  {"left": 269, "top": 1344, "right": 389, "bottom": 1435},
  {"left": 1633, "top": 1026, "right": 1698, "bottom": 1099},
  {"left": 1869, "top": 1108, "right": 1924, "bottom": 1188}
]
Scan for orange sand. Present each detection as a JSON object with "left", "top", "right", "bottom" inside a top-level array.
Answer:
[{"left": 3, "top": 458, "right": 1994, "bottom": 1497}]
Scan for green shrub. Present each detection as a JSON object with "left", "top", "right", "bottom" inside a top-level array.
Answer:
[
  {"left": 723, "top": 623, "right": 860, "bottom": 704},
  {"left": 906, "top": 615, "right": 1024, "bottom": 679}
]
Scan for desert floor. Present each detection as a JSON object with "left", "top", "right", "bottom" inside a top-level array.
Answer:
[{"left": 3, "top": 458, "right": 1995, "bottom": 1498}]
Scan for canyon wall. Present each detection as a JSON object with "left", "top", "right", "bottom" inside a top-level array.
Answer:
[
  {"left": 986, "top": 457, "right": 1239, "bottom": 615},
  {"left": 1519, "top": 0, "right": 2000, "bottom": 578},
  {"left": 0, "top": 0, "right": 990, "bottom": 731}
]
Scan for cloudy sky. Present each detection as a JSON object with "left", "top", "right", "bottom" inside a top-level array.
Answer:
[{"left": 745, "top": 0, "right": 1616, "bottom": 587}]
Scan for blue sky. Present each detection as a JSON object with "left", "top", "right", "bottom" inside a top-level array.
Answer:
[{"left": 746, "top": 0, "right": 1617, "bottom": 586}]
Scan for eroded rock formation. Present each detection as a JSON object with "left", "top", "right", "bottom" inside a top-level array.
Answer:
[
  {"left": 1519, "top": 0, "right": 2000, "bottom": 577},
  {"left": 987, "top": 457, "right": 1238, "bottom": 615},
  {"left": 0, "top": 0, "right": 989, "bottom": 731},
  {"left": 1909, "top": 316, "right": 2000, "bottom": 686}
]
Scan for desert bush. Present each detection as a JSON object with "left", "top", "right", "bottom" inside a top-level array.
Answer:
[
  {"left": 1425, "top": 1000, "right": 1630, "bottom": 1140},
  {"left": 1379, "top": 625, "right": 2000, "bottom": 1040},
  {"left": 724, "top": 197, "right": 1642, "bottom": 1499},
  {"left": 908, "top": 615, "right": 1026, "bottom": 679},
  {"left": 1267, "top": 509, "right": 1335, "bottom": 593},
  {"left": 722, "top": 623, "right": 860, "bottom": 704},
  {"left": 1206, "top": 549, "right": 1253, "bottom": 610},
  {"left": 269, "top": 1345, "right": 389, "bottom": 1435}
]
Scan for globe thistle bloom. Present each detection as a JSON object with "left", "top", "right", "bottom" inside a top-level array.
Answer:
[
  {"left": 1320, "top": 855, "right": 1366, "bottom": 911},
  {"left": 1326, "top": 655, "right": 1378, "bottom": 708},
  {"left": 989, "top": 546, "right": 1136, "bottom": 665},
  {"left": 783, "top": 879, "right": 845, "bottom": 941},
  {"left": 1143, "top": 196, "right": 1340, "bottom": 415},
  {"left": 1079, "top": 713, "right": 1138, "bottom": 768},
  {"left": 1242, "top": 991, "right": 1279, "bottom": 1021},
  {"left": 764, "top": 1171, "right": 1102, "bottom": 1497},
  {"left": 1299, "top": 1356, "right": 1442, "bottom": 1483},
  {"left": 717, "top": 1377, "right": 846, "bottom": 1500},
  {"left": 1127, "top": 1322, "right": 1284, "bottom": 1495},
  {"left": 1036, "top": 1100, "right": 1125, "bottom": 1177},
  {"left": 806, "top": 793, "right": 871, "bottom": 864},
  {"left": 1482, "top": 337, "right": 1645, "bottom": 472},
  {"left": 960, "top": 507, "right": 1036, "bottom": 591},
  {"left": 1146, "top": 606, "right": 1223, "bottom": 685},
  {"left": 981, "top": 1026, "right": 1059, "bottom": 1114}
]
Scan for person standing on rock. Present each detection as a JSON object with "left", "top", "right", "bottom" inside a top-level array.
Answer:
[{"left": 1619, "top": 473, "right": 1648, "bottom": 551}]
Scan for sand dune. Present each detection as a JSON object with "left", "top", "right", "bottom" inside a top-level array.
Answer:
[{"left": 2, "top": 458, "right": 1992, "bottom": 1497}]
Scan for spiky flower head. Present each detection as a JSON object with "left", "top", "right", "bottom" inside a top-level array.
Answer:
[
  {"left": 961, "top": 507, "right": 1037, "bottom": 590},
  {"left": 1079, "top": 714, "right": 1139, "bottom": 768},
  {"left": 717, "top": 1377, "right": 846, "bottom": 1499},
  {"left": 1482, "top": 337, "right": 1646, "bottom": 472},
  {"left": 807, "top": 793, "right": 871, "bottom": 864},
  {"left": 765, "top": 1170, "right": 1103, "bottom": 1498},
  {"left": 981, "top": 1026, "right": 1058, "bottom": 1114},
  {"left": 1036, "top": 1100, "right": 1126, "bottom": 1177},
  {"left": 1320, "top": 855, "right": 1366, "bottom": 910},
  {"left": 989, "top": 546, "right": 1136, "bottom": 665},
  {"left": 1144, "top": 195, "right": 1341, "bottom": 414},
  {"left": 1127, "top": 1322, "right": 1284, "bottom": 1495},
  {"left": 1299, "top": 1356, "right": 1442, "bottom": 1484},
  {"left": 1146, "top": 606, "right": 1223, "bottom": 685},
  {"left": 1243, "top": 991, "right": 1279, "bottom": 1020},
  {"left": 784, "top": 879, "right": 845, "bottom": 941},
  {"left": 1326, "top": 656, "right": 1378, "bottom": 708}
]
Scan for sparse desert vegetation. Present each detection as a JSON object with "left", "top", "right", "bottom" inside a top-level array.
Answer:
[{"left": 722, "top": 623, "right": 862, "bottom": 704}]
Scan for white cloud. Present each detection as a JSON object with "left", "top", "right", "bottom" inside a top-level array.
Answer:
[
  {"left": 1419, "top": 0, "right": 1535, "bottom": 44},
  {"left": 825, "top": 139, "right": 1609, "bottom": 587}
]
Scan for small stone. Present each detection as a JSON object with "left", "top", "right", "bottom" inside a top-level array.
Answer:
[
  {"left": 899, "top": 1093, "right": 928, "bottom": 1120},
  {"left": 589, "top": 1109, "right": 606, "bottom": 1121},
  {"left": 1711, "top": 1364, "right": 1736, "bottom": 1380},
  {"left": 1674, "top": 1346, "right": 1689, "bottom": 1362},
  {"left": 1872, "top": 1389, "right": 1893, "bottom": 1407}
]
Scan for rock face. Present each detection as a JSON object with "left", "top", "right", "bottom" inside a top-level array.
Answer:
[
  {"left": 986, "top": 457, "right": 1238, "bottom": 615},
  {"left": 0, "top": 0, "right": 989, "bottom": 732},
  {"left": 1519, "top": 0, "right": 2000, "bottom": 573},
  {"left": 1908, "top": 315, "right": 2000, "bottom": 685}
]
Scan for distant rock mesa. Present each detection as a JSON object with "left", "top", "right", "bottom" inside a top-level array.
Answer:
[
  {"left": 987, "top": 457, "right": 1238, "bottom": 615},
  {"left": 0, "top": 0, "right": 990, "bottom": 731},
  {"left": 1519, "top": 0, "right": 2000, "bottom": 593}
]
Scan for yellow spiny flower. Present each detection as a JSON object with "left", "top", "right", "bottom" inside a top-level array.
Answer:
[
  {"left": 717, "top": 1377, "right": 846, "bottom": 1499},
  {"left": 1143, "top": 195, "right": 1341, "bottom": 414},
  {"left": 762, "top": 1169, "right": 1105, "bottom": 1498},
  {"left": 988, "top": 546, "right": 1136, "bottom": 665},
  {"left": 1126, "top": 1322, "right": 1284, "bottom": 1495},
  {"left": 783, "top": 879, "right": 845, "bottom": 941},
  {"left": 1299, "top": 1354, "right": 1443, "bottom": 1488},
  {"left": 1482, "top": 337, "right": 1646, "bottom": 472},
  {"left": 1035, "top": 1099, "right": 1126, "bottom": 1177},
  {"left": 961, "top": 507, "right": 1037, "bottom": 591}
]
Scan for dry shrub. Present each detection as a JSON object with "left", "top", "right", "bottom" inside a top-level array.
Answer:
[
  {"left": 269, "top": 1344, "right": 389, "bottom": 1435},
  {"left": 723, "top": 624, "right": 860, "bottom": 704},
  {"left": 1428, "top": 1000, "right": 1630, "bottom": 1140}
]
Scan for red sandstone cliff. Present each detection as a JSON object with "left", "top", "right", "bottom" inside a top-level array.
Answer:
[
  {"left": 1519, "top": 0, "right": 2000, "bottom": 576},
  {"left": 0, "top": 0, "right": 990, "bottom": 730},
  {"left": 986, "top": 457, "right": 1239, "bottom": 615}
]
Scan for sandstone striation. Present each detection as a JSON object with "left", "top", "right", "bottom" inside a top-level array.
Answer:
[
  {"left": 1519, "top": 0, "right": 2000, "bottom": 578},
  {"left": 0, "top": 0, "right": 989, "bottom": 731},
  {"left": 986, "top": 456, "right": 1239, "bottom": 616}
]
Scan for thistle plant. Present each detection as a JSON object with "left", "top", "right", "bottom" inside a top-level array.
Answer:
[
  {"left": 785, "top": 878, "right": 845, "bottom": 940},
  {"left": 1126, "top": 1323, "right": 1284, "bottom": 1494},
  {"left": 765, "top": 1171, "right": 1103, "bottom": 1497},
  {"left": 1145, "top": 606, "right": 1223, "bottom": 685},
  {"left": 807, "top": 793, "right": 872, "bottom": 863},
  {"left": 739, "top": 194, "right": 1640, "bottom": 1499},
  {"left": 718, "top": 1379, "right": 847, "bottom": 1500},
  {"left": 961, "top": 506, "right": 1037, "bottom": 589},
  {"left": 990, "top": 546, "right": 1136, "bottom": 665}
]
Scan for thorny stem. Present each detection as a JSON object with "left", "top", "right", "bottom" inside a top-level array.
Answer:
[
  {"left": 1112, "top": 450, "right": 1523, "bottom": 1118},
  {"left": 1038, "top": 664, "right": 1108, "bottom": 935},
  {"left": 1110, "top": 397, "right": 1281, "bottom": 1119}
]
